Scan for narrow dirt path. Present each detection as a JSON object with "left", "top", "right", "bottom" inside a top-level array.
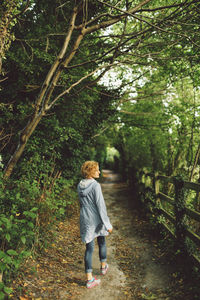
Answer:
[
  {"left": 74, "top": 170, "right": 198, "bottom": 300},
  {"left": 100, "top": 170, "right": 174, "bottom": 300},
  {"left": 11, "top": 170, "right": 199, "bottom": 299}
]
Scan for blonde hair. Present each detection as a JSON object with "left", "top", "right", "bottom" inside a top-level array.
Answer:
[{"left": 81, "top": 161, "right": 99, "bottom": 178}]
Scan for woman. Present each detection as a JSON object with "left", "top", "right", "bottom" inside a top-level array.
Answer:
[{"left": 77, "top": 161, "right": 113, "bottom": 288}]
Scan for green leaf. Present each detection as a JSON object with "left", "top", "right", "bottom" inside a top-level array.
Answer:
[
  {"left": 21, "top": 250, "right": 31, "bottom": 258},
  {"left": 13, "top": 261, "right": 20, "bottom": 269},
  {"left": 141, "top": 294, "right": 157, "bottom": 300},
  {"left": 5, "top": 233, "right": 10, "bottom": 242},
  {"left": 30, "top": 207, "right": 38, "bottom": 212},
  {"left": 3, "top": 255, "right": 12, "bottom": 264},
  {"left": 7, "top": 249, "right": 18, "bottom": 256},
  {"left": 6, "top": 220, "right": 12, "bottom": 230},
  {"left": 21, "top": 236, "right": 26, "bottom": 244},
  {"left": 23, "top": 211, "right": 37, "bottom": 219},
  {"left": 0, "top": 262, "right": 7, "bottom": 272},
  {"left": 3, "top": 286, "right": 12, "bottom": 294},
  {"left": 28, "top": 222, "right": 34, "bottom": 228},
  {"left": 16, "top": 192, "right": 21, "bottom": 200},
  {"left": 0, "top": 251, "right": 6, "bottom": 259}
]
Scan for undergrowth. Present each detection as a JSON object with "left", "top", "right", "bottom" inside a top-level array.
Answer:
[{"left": 0, "top": 171, "right": 78, "bottom": 299}]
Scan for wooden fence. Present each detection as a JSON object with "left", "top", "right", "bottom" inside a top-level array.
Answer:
[{"left": 140, "top": 170, "right": 200, "bottom": 267}]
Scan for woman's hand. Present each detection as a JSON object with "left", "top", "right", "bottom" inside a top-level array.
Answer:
[{"left": 108, "top": 228, "right": 112, "bottom": 233}]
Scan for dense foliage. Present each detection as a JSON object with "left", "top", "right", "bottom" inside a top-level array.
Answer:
[{"left": 1, "top": 0, "right": 200, "bottom": 297}]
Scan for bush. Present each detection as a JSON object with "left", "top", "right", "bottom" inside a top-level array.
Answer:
[{"left": 0, "top": 171, "right": 77, "bottom": 298}]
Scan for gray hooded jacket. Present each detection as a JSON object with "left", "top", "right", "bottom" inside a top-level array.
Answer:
[{"left": 77, "top": 179, "right": 112, "bottom": 243}]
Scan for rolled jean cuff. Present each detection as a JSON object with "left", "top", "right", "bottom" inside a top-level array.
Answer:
[
  {"left": 85, "top": 268, "right": 93, "bottom": 274},
  {"left": 100, "top": 258, "right": 107, "bottom": 262}
]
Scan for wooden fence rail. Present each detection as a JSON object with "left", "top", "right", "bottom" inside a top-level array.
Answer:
[{"left": 140, "top": 170, "right": 200, "bottom": 267}]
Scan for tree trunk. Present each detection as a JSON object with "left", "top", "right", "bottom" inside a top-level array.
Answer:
[
  {"left": 4, "top": 113, "right": 43, "bottom": 177},
  {"left": 3, "top": 5, "right": 80, "bottom": 178}
]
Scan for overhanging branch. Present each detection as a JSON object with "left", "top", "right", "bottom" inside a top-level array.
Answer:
[{"left": 47, "top": 62, "right": 120, "bottom": 110}]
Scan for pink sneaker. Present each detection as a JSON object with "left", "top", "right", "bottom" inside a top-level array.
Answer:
[
  {"left": 100, "top": 264, "right": 109, "bottom": 275},
  {"left": 86, "top": 277, "right": 101, "bottom": 288}
]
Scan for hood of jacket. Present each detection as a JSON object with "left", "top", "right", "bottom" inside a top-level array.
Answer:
[{"left": 77, "top": 179, "right": 96, "bottom": 197}]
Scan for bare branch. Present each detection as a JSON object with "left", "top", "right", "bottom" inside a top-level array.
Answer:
[
  {"left": 92, "top": 126, "right": 110, "bottom": 139},
  {"left": 132, "top": 14, "right": 200, "bottom": 48},
  {"left": 96, "top": 0, "right": 151, "bottom": 16},
  {"left": 0, "top": 77, "right": 8, "bottom": 83},
  {"left": 118, "top": 70, "right": 150, "bottom": 90},
  {"left": 47, "top": 62, "right": 120, "bottom": 110},
  {"left": 96, "top": 1, "right": 200, "bottom": 50},
  {"left": 137, "top": 0, "right": 199, "bottom": 13},
  {"left": 45, "top": 37, "right": 49, "bottom": 53},
  {"left": 84, "top": 0, "right": 153, "bottom": 34},
  {"left": 85, "top": 86, "right": 115, "bottom": 98},
  {"left": 15, "top": 33, "right": 68, "bottom": 42},
  {"left": 119, "top": 93, "right": 166, "bottom": 104},
  {"left": 13, "top": 0, "right": 30, "bottom": 20},
  {"left": 120, "top": 110, "right": 161, "bottom": 116},
  {"left": 33, "top": 5, "right": 79, "bottom": 115},
  {"left": 75, "top": 12, "right": 116, "bottom": 29},
  {"left": 0, "top": 129, "right": 13, "bottom": 151},
  {"left": 118, "top": 120, "right": 170, "bottom": 128},
  {"left": 42, "top": 30, "right": 85, "bottom": 110}
]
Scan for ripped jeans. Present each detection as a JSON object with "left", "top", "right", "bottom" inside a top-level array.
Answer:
[{"left": 85, "top": 236, "right": 107, "bottom": 273}]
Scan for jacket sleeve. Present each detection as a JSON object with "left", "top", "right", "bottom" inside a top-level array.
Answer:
[{"left": 94, "top": 183, "right": 112, "bottom": 231}]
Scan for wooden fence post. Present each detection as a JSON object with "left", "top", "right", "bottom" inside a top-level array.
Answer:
[
  {"left": 174, "top": 176, "right": 186, "bottom": 256},
  {"left": 154, "top": 172, "right": 160, "bottom": 205},
  {"left": 154, "top": 172, "right": 159, "bottom": 194}
]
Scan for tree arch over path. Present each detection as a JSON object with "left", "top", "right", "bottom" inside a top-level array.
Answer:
[{"left": 2, "top": 0, "right": 200, "bottom": 177}]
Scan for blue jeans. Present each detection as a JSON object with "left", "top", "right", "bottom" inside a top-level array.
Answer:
[{"left": 85, "top": 236, "right": 107, "bottom": 273}]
